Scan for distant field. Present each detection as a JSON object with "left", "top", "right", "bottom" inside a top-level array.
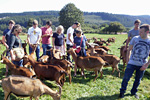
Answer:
[{"left": 0, "top": 33, "right": 150, "bottom": 100}]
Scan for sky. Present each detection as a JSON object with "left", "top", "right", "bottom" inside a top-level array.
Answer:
[{"left": 0, "top": 0, "right": 150, "bottom": 15}]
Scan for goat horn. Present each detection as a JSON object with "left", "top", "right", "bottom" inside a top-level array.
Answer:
[
  {"left": 0, "top": 60, "right": 3, "bottom": 63},
  {"left": 1, "top": 49, "right": 9, "bottom": 60}
]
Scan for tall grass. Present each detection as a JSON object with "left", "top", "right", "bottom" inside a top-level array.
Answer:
[{"left": 0, "top": 33, "right": 150, "bottom": 100}]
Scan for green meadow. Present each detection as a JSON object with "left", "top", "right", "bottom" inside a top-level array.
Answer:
[{"left": 0, "top": 33, "right": 150, "bottom": 100}]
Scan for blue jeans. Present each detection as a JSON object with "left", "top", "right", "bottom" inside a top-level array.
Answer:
[
  {"left": 13, "top": 59, "right": 23, "bottom": 67},
  {"left": 120, "top": 64, "right": 145, "bottom": 95},
  {"left": 42, "top": 44, "right": 52, "bottom": 56},
  {"left": 29, "top": 45, "right": 40, "bottom": 61}
]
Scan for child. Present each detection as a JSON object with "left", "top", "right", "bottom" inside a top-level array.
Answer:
[
  {"left": 73, "top": 29, "right": 87, "bottom": 76},
  {"left": 52, "top": 25, "right": 66, "bottom": 58},
  {"left": 119, "top": 24, "right": 150, "bottom": 99}
]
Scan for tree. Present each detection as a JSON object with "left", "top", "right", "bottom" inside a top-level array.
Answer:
[
  {"left": 59, "top": 3, "right": 84, "bottom": 33},
  {"left": 106, "top": 22, "right": 126, "bottom": 34},
  {"left": 27, "top": 18, "right": 34, "bottom": 29}
]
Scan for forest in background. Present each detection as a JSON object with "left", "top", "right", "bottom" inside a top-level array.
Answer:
[{"left": 0, "top": 10, "right": 150, "bottom": 34}]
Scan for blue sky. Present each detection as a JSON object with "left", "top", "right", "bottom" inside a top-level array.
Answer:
[{"left": 0, "top": 0, "right": 150, "bottom": 15}]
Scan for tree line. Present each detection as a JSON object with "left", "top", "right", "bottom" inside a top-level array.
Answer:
[{"left": 1, "top": 3, "right": 149, "bottom": 35}]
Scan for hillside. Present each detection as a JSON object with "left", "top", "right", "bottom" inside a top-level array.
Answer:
[{"left": 0, "top": 10, "right": 150, "bottom": 34}]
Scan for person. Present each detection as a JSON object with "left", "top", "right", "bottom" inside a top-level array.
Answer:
[
  {"left": 119, "top": 24, "right": 150, "bottom": 99},
  {"left": 73, "top": 29, "right": 88, "bottom": 76},
  {"left": 9, "top": 24, "right": 23, "bottom": 67},
  {"left": 52, "top": 25, "right": 66, "bottom": 58},
  {"left": 27, "top": 20, "right": 42, "bottom": 61},
  {"left": 66, "top": 22, "right": 80, "bottom": 62},
  {"left": 2, "top": 20, "right": 15, "bottom": 76},
  {"left": 124, "top": 19, "right": 141, "bottom": 51},
  {"left": 41, "top": 21, "right": 53, "bottom": 56}
]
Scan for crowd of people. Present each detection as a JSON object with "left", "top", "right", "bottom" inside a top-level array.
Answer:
[
  {"left": 2, "top": 19, "right": 150, "bottom": 99},
  {"left": 2, "top": 19, "right": 88, "bottom": 76}
]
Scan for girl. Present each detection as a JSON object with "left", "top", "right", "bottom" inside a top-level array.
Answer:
[{"left": 52, "top": 25, "right": 66, "bottom": 58}]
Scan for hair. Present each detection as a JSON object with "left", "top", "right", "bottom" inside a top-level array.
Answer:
[
  {"left": 56, "top": 25, "right": 64, "bottom": 33},
  {"left": 9, "top": 20, "right": 15, "bottom": 25},
  {"left": 74, "top": 22, "right": 80, "bottom": 27},
  {"left": 11, "top": 24, "right": 22, "bottom": 34},
  {"left": 140, "top": 24, "right": 150, "bottom": 32},
  {"left": 134, "top": 19, "right": 141, "bottom": 24},
  {"left": 75, "top": 29, "right": 82, "bottom": 34},
  {"left": 33, "top": 19, "right": 38, "bottom": 25},
  {"left": 46, "top": 21, "right": 52, "bottom": 26}
]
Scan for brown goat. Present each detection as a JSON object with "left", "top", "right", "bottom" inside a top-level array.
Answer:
[
  {"left": 49, "top": 58, "right": 73, "bottom": 84},
  {"left": 106, "top": 37, "right": 116, "bottom": 43},
  {"left": 68, "top": 48, "right": 106, "bottom": 81},
  {"left": 0, "top": 57, "right": 35, "bottom": 78},
  {"left": 23, "top": 55, "right": 67, "bottom": 86},
  {"left": 94, "top": 45, "right": 110, "bottom": 52},
  {"left": 1, "top": 75, "right": 61, "bottom": 100},
  {"left": 118, "top": 46, "right": 128, "bottom": 71},
  {"left": 89, "top": 47, "right": 120, "bottom": 77}
]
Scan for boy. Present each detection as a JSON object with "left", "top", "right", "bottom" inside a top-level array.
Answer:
[
  {"left": 41, "top": 21, "right": 53, "bottom": 55},
  {"left": 124, "top": 19, "right": 141, "bottom": 51},
  {"left": 27, "top": 20, "right": 42, "bottom": 61},
  {"left": 119, "top": 24, "right": 150, "bottom": 99}
]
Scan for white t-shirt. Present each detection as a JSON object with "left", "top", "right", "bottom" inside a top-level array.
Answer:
[
  {"left": 28, "top": 27, "right": 42, "bottom": 44},
  {"left": 66, "top": 26, "right": 74, "bottom": 45}
]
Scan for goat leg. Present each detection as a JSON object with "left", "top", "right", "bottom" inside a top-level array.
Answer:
[
  {"left": 115, "top": 65, "right": 120, "bottom": 77},
  {"left": 94, "top": 70, "right": 98, "bottom": 81},
  {"left": 69, "top": 73, "right": 72, "bottom": 84},
  {"left": 4, "top": 92, "right": 10, "bottom": 100},
  {"left": 81, "top": 68, "right": 86, "bottom": 79}
]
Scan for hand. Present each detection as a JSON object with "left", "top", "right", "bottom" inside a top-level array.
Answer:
[
  {"left": 6, "top": 45, "right": 9, "bottom": 49},
  {"left": 140, "top": 63, "right": 149, "bottom": 71},
  {"left": 11, "top": 55, "right": 16, "bottom": 61}
]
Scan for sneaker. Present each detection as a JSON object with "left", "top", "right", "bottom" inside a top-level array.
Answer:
[
  {"left": 131, "top": 94, "right": 139, "bottom": 99},
  {"left": 119, "top": 93, "right": 124, "bottom": 98}
]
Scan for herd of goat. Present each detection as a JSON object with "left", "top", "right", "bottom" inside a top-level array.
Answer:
[{"left": 0, "top": 37, "right": 128, "bottom": 100}]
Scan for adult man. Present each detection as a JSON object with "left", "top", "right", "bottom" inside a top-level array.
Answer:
[
  {"left": 27, "top": 20, "right": 42, "bottom": 61},
  {"left": 66, "top": 22, "right": 80, "bottom": 62},
  {"left": 124, "top": 19, "right": 141, "bottom": 51},
  {"left": 2, "top": 20, "right": 15, "bottom": 76},
  {"left": 41, "top": 21, "right": 53, "bottom": 55},
  {"left": 119, "top": 24, "right": 150, "bottom": 99}
]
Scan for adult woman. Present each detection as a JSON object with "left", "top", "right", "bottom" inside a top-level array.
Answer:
[
  {"left": 52, "top": 25, "right": 66, "bottom": 58},
  {"left": 9, "top": 24, "right": 23, "bottom": 67}
]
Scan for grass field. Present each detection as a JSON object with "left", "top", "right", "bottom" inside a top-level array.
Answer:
[{"left": 0, "top": 33, "right": 150, "bottom": 100}]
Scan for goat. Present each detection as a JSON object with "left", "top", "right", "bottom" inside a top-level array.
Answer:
[
  {"left": 23, "top": 55, "right": 67, "bottom": 86},
  {"left": 89, "top": 47, "right": 120, "bottom": 77},
  {"left": 94, "top": 45, "right": 110, "bottom": 52},
  {"left": 38, "top": 55, "right": 73, "bottom": 84},
  {"left": 49, "top": 58, "right": 73, "bottom": 84},
  {"left": 0, "top": 57, "right": 35, "bottom": 78},
  {"left": 106, "top": 37, "right": 116, "bottom": 43},
  {"left": 68, "top": 48, "right": 106, "bottom": 81},
  {"left": 118, "top": 46, "right": 128, "bottom": 71},
  {"left": 1, "top": 75, "right": 61, "bottom": 100}
]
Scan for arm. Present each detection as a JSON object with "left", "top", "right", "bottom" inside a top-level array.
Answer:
[
  {"left": 9, "top": 36, "right": 16, "bottom": 61},
  {"left": 68, "top": 33, "right": 74, "bottom": 45},
  {"left": 2, "top": 36, "right": 9, "bottom": 49},
  {"left": 35, "top": 35, "right": 41, "bottom": 44},
  {"left": 126, "top": 45, "right": 133, "bottom": 64},
  {"left": 52, "top": 38, "right": 55, "bottom": 48},
  {"left": 140, "top": 58, "right": 150, "bottom": 71}
]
